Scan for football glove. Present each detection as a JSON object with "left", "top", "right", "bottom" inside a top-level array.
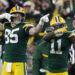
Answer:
[
  {"left": 39, "top": 14, "right": 49, "bottom": 26},
  {"left": 0, "top": 13, "right": 14, "bottom": 22}
]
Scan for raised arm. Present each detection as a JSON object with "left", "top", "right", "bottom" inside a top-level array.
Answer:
[
  {"left": 29, "top": 14, "right": 49, "bottom": 35},
  {"left": 43, "top": 28, "right": 65, "bottom": 42},
  {"left": 43, "top": 32, "right": 55, "bottom": 42}
]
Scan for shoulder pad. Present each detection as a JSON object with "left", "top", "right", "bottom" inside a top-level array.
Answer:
[
  {"left": 23, "top": 24, "right": 34, "bottom": 28},
  {"left": 38, "top": 32, "right": 44, "bottom": 36}
]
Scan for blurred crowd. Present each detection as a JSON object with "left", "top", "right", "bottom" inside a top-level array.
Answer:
[
  {"left": 0, "top": 0, "right": 75, "bottom": 29},
  {"left": 0, "top": 0, "right": 75, "bottom": 75}
]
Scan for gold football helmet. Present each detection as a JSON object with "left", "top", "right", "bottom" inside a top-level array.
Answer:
[
  {"left": 10, "top": 5, "right": 25, "bottom": 24},
  {"left": 10, "top": 5, "right": 25, "bottom": 16},
  {"left": 50, "top": 16, "right": 67, "bottom": 33}
]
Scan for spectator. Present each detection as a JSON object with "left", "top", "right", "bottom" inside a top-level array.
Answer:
[
  {"left": 61, "top": 0, "right": 74, "bottom": 19},
  {"left": 6, "top": 0, "right": 23, "bottom": 13},
  {"left": 24, "top": 1, "right": 41, "bottom": 25},
  {"left": 0, "top": 0, "right": 9, "bottom": 14},
  {"left": 0, "top": 0, "right": 9, "bottom": 23},
  {"left": 30, "top": 0, "right": 41, "bottom": 11},
  {"left": 40, "top": 0, "right": 55, "bottom": 16}
]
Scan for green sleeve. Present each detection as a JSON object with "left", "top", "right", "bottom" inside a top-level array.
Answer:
[{"left": 32, "top": 46, "right": 42, "bottom": 75}]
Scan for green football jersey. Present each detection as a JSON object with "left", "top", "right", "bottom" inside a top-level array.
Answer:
[
  {"left": 35, "top": 31, "right": 72, "bottom": 73},
  {"left": 3, "top": 23, "right": 32, "bottom": 62},
  {"left": 33, "top": 41, "right": 48, "bottom": 75},
  {"left": 48, "top": 31, "right": 72, "bottom": 73}
]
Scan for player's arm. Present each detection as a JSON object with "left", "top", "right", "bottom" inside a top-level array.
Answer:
[
  {"left": 43, "top": 28, "right": 67, "bottom": 41},
  {"left": 43, "top": 32, "right": 55, "bottom": 42},
  {"left": 32, "top": 46, "right": 42, "bottom": 75},
  {"left": 68, "top": 31, "right": 75, "bottom": 43},
  {"left": 43, "top": 29, "right": 60, "bottom": 41},
  {"left": 29, "top": 14, "right": 49, "bottom": 35}
]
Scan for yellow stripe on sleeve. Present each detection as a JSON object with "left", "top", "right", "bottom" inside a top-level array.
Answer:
[
  {"left": 23, "top": 24, "right": 34, "bottom": 29},
  {"left": 42, "top": 54, "right": 48, "bottom": 58},
  {"left": 68, "top": 33, "right": 75, "bottom": 38}
]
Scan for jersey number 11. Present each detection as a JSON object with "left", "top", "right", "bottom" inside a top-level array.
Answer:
[{"left": 50, "top": 39, "right": 62, "bottom": 55}]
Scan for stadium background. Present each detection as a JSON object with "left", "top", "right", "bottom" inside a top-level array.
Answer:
[{"left": 0, "top": 0, "right": 75, "bottom": 75}]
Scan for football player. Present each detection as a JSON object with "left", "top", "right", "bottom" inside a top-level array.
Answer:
[
  {"left": 42, "top": 16, "right": 75, "bottom": 75},
  {"left": 32, "top": 27, "right": 51, "bottom": 75},
  {"left": 33, "top": 41, "right": 48, "bottom": 75},
  {"left": 0, "top": 5, "right": 49, "bottom": 75}
]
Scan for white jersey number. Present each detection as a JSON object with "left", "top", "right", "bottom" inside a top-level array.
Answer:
[
  {"left": 50, "top": 39, "right": 62, "bottom": 54},
  {"left": 5, "top": 28, "right": 19, "bottom": 44}
]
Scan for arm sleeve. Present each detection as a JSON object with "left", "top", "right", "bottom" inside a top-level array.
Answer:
[
  {"left": 32, "top": 46, "right": 42, "bottom": 75},
  {"left": 43, "top": 32, "right": 55, "bottom": 42}
]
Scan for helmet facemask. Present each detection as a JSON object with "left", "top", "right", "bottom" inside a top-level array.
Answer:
[{"left": 11, "top": 13, "right": 24, "bottom": 24}]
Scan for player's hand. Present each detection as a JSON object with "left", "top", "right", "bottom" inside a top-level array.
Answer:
[
  {"left": 39, "top": 14, "right": 50, "bottom": 26},
  {"left": 4, "top": 13, "right": 14, "bottom": 22},
  {"left": 0, "top": 13, "right": 14, "bottom": 22}
]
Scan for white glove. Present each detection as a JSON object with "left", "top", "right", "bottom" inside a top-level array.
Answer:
[
  {"left": 0, "top": 13, "right": 14, "bottom": 22},
  {"left": 39, "top": 14, "right": 50, "bottom": 26}
]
